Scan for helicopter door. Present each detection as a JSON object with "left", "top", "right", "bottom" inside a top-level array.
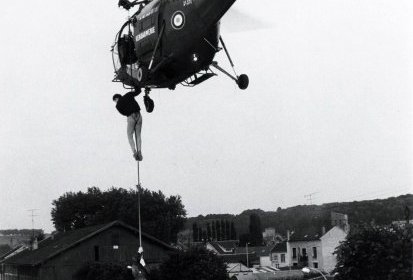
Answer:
[{"left": 134, "top": 2, "right": 160, "bottom": 59}]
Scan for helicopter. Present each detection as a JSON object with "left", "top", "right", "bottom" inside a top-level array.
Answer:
[{"left": 112, "top": 0, "right": 249, "bottom": 112}]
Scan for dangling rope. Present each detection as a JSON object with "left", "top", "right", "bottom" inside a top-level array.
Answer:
[{"left": 137, "top": 161, "right": 142, "bottom": 248}]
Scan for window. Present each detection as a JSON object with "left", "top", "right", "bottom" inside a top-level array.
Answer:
[
  {"left": 94, "top": 246, "right": 100, "bottom": 261},
  {"left": 281, "top": 254, "right": 286, "bottom": 263},
  {"left": 292, "top": 248, "right": 297, "bottom": 259},
  {"left": 302, "top": 248, "right": 307, "bottom": 257},
  {"left": 313, "top": 262, "right": 319, "bottom": 269},
  {"left": 312, "top": 247, "right": 317, "bottom": 259},
  {"left": 272, "top": 254, "right": 278, "bottom": 262}
]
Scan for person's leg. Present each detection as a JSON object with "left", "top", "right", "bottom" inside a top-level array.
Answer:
[
  {"left": 134, "top": 112, "right": 143, "bottom": 161},
  {"left": 127, "top": 115, "right": 137, "bottom": 155}
]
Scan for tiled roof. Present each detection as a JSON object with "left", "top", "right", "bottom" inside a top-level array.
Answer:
[
  {"left": 252, "top": 246, "right": 273, "bottom": 257},
  {"left": 271, "top": 242, "right": 287, "bottom": 253},
  {"left": 3, "top": 221, "right": 174, "bottom": 266},
  {"left": 288, "top": 231, "right": 322, "bottom": 242}
]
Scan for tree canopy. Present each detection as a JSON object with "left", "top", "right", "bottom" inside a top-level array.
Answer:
[
  {"left": 186, "top": 194, "right": 413, "bottom": 237},
  {"left": 334, "top": 223, "right": 412, "bottom": 280},
  {"left": 151, "top": 248, "right": 229, "bottom": 280},
  {"left": 51, "top": 187, "right": 186, "bottom": 243}
]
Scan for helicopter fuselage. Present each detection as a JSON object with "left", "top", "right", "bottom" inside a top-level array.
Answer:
[{"left": 113, "top": 0, "right": 237, "bottom": 89}]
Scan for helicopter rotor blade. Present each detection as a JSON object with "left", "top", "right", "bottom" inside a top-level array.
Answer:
[{"left": 221, "top": 7, "right": 267, "bottom": 33}]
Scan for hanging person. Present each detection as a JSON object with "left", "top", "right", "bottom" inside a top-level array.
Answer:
[
  {"left": 113, "top": 89, "right": 143, "bottom": 161},
  {"left": 131, "top": 247, "right": 150, "bottom": 280}
]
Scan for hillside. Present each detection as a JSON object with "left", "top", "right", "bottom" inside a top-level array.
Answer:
[{"left": 186, "top": 194, "right": 413, "bottom": 237}]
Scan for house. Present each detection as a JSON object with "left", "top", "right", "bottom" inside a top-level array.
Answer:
[
  {"left": 287, "top": 212, "right": 349, "bottom": 273},
  {"left": 0, "top": 220, "right": 175, "bottom": 280},
  {"left": 206, "top": 240, "right": 238, "bottom": 254},
  {"left": 270, "top": 242, "right": 288, "bottom": 268},
  {"left": 251, "top": 246, "right": 273, "bottom": 267},
  {"left": 0, "top": 236, "right": 30, "bottom": 249},
  {"left": 203, "top": 241, "right": 257, "bottom": 265},
  {"left": 262, "top": 228, "right": 284, "bottom": 246},
  {"left": 288, "top": 230, "right": 324, "bottom": 269}
]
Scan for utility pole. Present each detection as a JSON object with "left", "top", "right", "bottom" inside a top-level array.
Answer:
[
  {"left": 304, "top": 192, "right": 319, "bottom": 205},
  {"left": 27, "top": 209, "right": 39, "bottom": 239}
]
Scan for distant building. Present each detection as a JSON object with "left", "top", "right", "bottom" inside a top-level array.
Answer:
[
  {"left": 0, "top": 221, "right": 175, "bottom": 280},
  {"left": 331, "top": 212, "right": 350, "bottom": 233},
  {"left": 262, "top": 228, "right": 284, "bottom": 246},
  {"left": 203, "top": 241, "right": 257, "bottom": 264},
  {"left": 0, "top": 236, "right": 30, "bottom": 249},
  {"left": 270, "top": 242, "right": 288, "bottom": 268},
  {"left": 287, "top": 212, "right": 350, "bottom": 273}
]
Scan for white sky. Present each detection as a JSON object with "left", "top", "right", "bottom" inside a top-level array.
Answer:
[{"left": 0, "top": 0, "right": 412, "bottom": 233}]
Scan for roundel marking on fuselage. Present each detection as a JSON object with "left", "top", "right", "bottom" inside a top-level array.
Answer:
[{"left": 171, "top": 11, "right": 185, "bottom": 30}]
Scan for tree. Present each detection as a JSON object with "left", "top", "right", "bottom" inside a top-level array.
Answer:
[
  {"left": 206, "top": 223, "right": 212, "bottom": 241},
  {"left": 51, "top": 187, "right": 187, "bottom": 244},
  {"left": 192, "top": 223, "right": 199, "bottom": 242},
  {"left": 334, "top": 224, "right": 412, "bottom": 280},
  {"left": 152, "top": 248, "right": 229, "bottom": 280},
  {"left": 230, "top": 221, "right": 237, "bottom": 240},
  {"left": 248, "top": 213, "right": 263, "bottom": 246}
]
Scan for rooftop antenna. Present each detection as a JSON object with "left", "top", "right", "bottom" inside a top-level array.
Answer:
[
  {"left": 304, "top": 192, "right": 319, "bottom": 205},
  {"left": 27, "top": 209, "right": 39, "bottom": 238}
]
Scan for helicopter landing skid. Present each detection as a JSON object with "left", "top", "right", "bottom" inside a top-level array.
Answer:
[
  {"left": 211, "top": 62, "right": 249, "bottom": 90},
  {"left": 210, "top": 35, "right": 249, "bottom": 90}
]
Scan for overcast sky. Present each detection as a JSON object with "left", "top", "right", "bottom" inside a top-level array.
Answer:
[{"left": 0, "top": 0, "right": 412, "bottom": 233}]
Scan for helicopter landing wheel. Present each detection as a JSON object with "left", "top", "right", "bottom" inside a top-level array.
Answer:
[
  {"left": 237, "top": 74, "right": 249, "bottom": 90},
  {"left": 137, "top": 66, "right": 148, "bottom": 82},
  {"left": 144, "top": 94, "right": 155, "bottom": 113}
]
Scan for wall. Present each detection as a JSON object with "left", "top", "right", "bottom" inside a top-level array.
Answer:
[
  {"left": 288, "top": 240, "right": 322, "bottom": 269},
  {"left": 270, "top": 252, "right": 288, "bottom": 268},
  {"left": 2, "top": 225, "right": 172, "bottom": 280},
  {"left": 320, "top": 226, "right": 347, "bottom": 273},
  {"left": 259, "top": 256, "right": 271, "bottom": 267}
]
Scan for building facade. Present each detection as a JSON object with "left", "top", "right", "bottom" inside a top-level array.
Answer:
[
  {"left": 0, "top": 221, "right": 175, "bottom": 280},
  {"left": 270, "top": 242, "right": 288, "bottom": 268}
]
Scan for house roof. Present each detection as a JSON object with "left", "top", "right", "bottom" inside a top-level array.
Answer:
[
  {"left": 288, "top": 226, "right": 331, "bottom": 242},
  {"left": 2, "top": 220, "right": 174, "bottom": 266},
  {"left": 271, "top": 242, "right": 287, "bottom": 253},
  {"left": 208, "top": 241, "right": 238, "bottom": 254},
  {"left": 234, "top": 246, "right": 273, "bottom": 257},
  {"left": 288, "top": 232, "right": 321, "bottom": 242}
]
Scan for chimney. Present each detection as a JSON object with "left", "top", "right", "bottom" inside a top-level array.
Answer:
[
  {"left": 32, "top": 238, "right": 38, "bottom": 250},
  {"left": 286, "top": 230, "right": 290, "bottom": 241},
  {"left": 321, "top": 226, "right": 326, "bottom": 236}
]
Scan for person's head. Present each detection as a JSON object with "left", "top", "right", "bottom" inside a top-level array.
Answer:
[{"left": 112, "top": 94, "right": 122, "bottom": 103}]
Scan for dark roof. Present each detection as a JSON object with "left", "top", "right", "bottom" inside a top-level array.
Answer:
[
  {"left": 208, "top": 241, "right": 237, "bottom": 254},
  {"left": 0, "top": 245, "right": 25, "bottom": 261},
  {"left": 289, "top": 231, "right": 322, "bottom": 242},
  {"left": 252, "top": 246, "right": 273, "bottom": 257},
  {"left": 271, "top": 242, "right": 287, "bottom": 253},
  {"left": 214, "top": 240, "right": 238, "bottom": 250},
  {"left": 3, "top": 221, "right": 174, "bottom": 266},
  {"left": 209, "top": 242, "right": 226, "bottom": 254},
  {"left": 234, "top": 246, "right": 272, "bottom": 257}
]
